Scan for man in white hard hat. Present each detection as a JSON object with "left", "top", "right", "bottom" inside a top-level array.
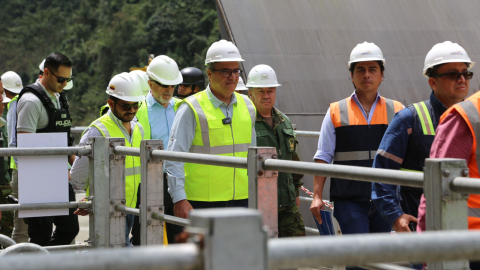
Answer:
[
  {"left": 235, "top": 77, "right": 248, "bottom": 95},
  {"left": 71, "top": 72, "right": 145, "bottom": 247},
  {"left": 131, "top": 55, "right": 183, "bottom": 244},
  {"left": 165, "top": 40, "right": 256, "bottom": 219},
  {"left": 247, "top": 64, "right": 305, "bottom": 237},
  {"left": 310, "top": 42, "right": 403, "bottom": 243},
  {"left": 1, "top": 70, "right": 27, "bottom": 243},
  {"left": 16, "top": 52, "right": 78, "bottom": 246},
  {"left": 372, "top": 41, "right": 474, "bottom": 245}
]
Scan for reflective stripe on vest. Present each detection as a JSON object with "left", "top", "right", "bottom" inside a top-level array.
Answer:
[
  {"left": 336, "top": 97, "right": 398, "bottom": 127},
  {"left": 186, "top": 94, "right": 255, "bottom": 155},
  {"left": 413, "top": 102, "right": 435, "bottom": 135},
  {"left": 183, "top": 91, "right": 255, "bottom": 201},
  {"left": 334, "top": 150, "right": 377, "bottom": 161},
  {"left": 450, "top": 99, "right": 480, "bottom": 227},
  {"left": 89, "top": 113, "right": 143, "bottom": 208},
  {"left": 400, "top": 168, "right": 422, "bottom": 173}
]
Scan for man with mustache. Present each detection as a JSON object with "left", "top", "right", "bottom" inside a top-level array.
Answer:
[
  {"left": 165, "top": 40, "right": 256, "bottom": 219},
  {"left": 247, "top": 64, "right": 305, "bottom": 238},
  {"left": 70, "top": 72, "right": 145, "bottom": 247},
  {"left": 132, "top": 55, "right": 183, "bottom": 244},
  {"left": 371, "top": 41, "right": 474, "bottom": 242},
  {"left": 310, "top": 42, "right": 403, "bottom": 250}
]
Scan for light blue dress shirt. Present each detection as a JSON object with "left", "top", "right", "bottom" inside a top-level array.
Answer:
[{"left": 146, "top": 92, "right": 176, "bottom": 148}]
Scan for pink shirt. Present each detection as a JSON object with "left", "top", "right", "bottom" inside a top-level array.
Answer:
[{"left": 417, "top": 109, "right": 473, "bottom": 232}]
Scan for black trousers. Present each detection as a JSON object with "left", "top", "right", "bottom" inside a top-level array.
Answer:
[
  {"left": 400, "top": 187, "right": 423, "bottom": 218},
  {"left": 25, "top": 184, "right": 79, "bottom": 246},
  {"left": 131, "top": 175, "right": 183, "bottom": 245}
]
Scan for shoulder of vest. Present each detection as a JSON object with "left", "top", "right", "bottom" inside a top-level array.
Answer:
[{"left": 18, "top": 84, "right": 55, "bottom": 109}]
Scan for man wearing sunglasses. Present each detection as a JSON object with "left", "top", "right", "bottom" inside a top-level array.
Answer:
[
  {"left": 165, "top": 40, "right": 256, "bottom": 220},
  {"left": 15, "top": 52, "right": 78, "bottom": 246},
  {"left": 132, "top": 55, "right": 183, "bottom": 245},
  {"left": 70, "top": 72, "right": 145, "bottom": 247},
  {"left": 372, "top": 42, "right": 474, "bottom": 240},
  {"left": 175, "top": 67, "right": 205, "bottom": 99}
]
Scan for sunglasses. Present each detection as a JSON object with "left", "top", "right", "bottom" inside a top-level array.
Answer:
[
  {"left": 116, "top": 101, "right": 142, "bottom": 111},
  {"left": 432, "top": 71, "right": 473, "bottom": 81},
  {"left": 153, "top": 80, "right": 176, "bottom": 89},
  {"left": 48, "top": 69, "right": 73, "bottom": 83},
  {"left": 212, "top": 69, "right": 242, "bottom": 78}
]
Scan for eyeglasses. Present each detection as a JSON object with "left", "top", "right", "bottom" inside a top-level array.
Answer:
[
  {"left": 116, "top": 101, "right": 142, "bottom": 111},
  {"left": 432, "top": 71, "right": 473, "bottom": 81},
  {"left": 153, "top": 80, "right": 176, "bottom": 89},
  {"left": 48, "top": 69, "right": 73, "bottom": 83},
  {"left": 212, "top": 69, "right": 242, "bottom": 78}
]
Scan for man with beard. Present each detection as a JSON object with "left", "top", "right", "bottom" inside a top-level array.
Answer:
[{"left": 70, "top": 72, "right": 145, "bottom": 247}]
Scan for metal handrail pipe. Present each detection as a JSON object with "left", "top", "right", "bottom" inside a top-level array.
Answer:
[
  {"left": 0, "top": 201, "right": 91, "bottom": 211},
  {"left": 70, "top": 126, "right": 88, "bottom": 134},
  {"left": 299, "top": 196, "right": 312, "bottom": 202},
  {"left": 0, "top": 234, "right": 16, "bottom": 248},
  {"left": 116, "top": 205, "right": 140, "bottom": 216},
  {"left": 114, "top": 146, "right": 140, "bottom": 157},
  {"left": 294, "top": 130, "right": 320, "bottom": 138},
  {"left": 0, "top": 146, "right": 91, "bottom": 157},
  {"left": 152, "top": 212, "right": 190, "bottom": 227},
  {"left": 0, "top": 243, "right": 49, "bottom": 256},
  {"left": 361, "top": 263, "right": 412, "bottom": 270},
  {"left": 268, "top": 230, "right": 480, "bottom": 268},
  {"left": 151, "top": 150, "right": 248, "bottom": 169},
  {"left": 451, "top": 177, "right": 480, "bottom": 194},
  {"left": 0, "top": 243, "right": 201, "bottom": 270},
  {"left": 304, "top": 227, "right": 319, "bottom": 234},
  {"left": 264, "top": 159, "right": 424, "bottom": 188},
  {"left": 44, "top": 244, "right": 89, "bottom": 252}
]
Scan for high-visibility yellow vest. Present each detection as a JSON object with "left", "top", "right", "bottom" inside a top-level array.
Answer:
[
  {"left": 182, "top": 91, "right": 256, "bottom": 201},
  {"left": 8, "top": 96, "right": 19, "bottom": 170},
  {"left": 89, "top": 113, "right": 144, "bottom": 208},
  {"left": 136, "top": 97, "right": 180, "bottom": 140},
  {"left": 413, "top": 101, "right": 435, "bottom": 135}
]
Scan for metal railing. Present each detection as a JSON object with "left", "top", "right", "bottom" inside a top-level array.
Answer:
[{"left": 0, "top": 136, "right": 479, "bottom": 270}]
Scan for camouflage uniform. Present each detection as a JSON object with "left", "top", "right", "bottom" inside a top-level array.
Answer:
[{"left": 255, "top": 108, "right": 305, "bottom": 237}]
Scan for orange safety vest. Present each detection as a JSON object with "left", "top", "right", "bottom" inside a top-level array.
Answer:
[
  {"left": 329, "top": 95, "right": 403, "bottom": 201},
  {"left": 441, "top": 91, "right": 480, "bottom": 229}
]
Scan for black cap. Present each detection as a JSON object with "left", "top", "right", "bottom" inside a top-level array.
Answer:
[{"left": 180, "top": 67, "right": 205, "bottom": 90}]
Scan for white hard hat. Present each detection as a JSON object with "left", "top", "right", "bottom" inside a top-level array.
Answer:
[
  {"left": 423, "top": 41, "right": 475, "bottom": 78},
  {"left": 205, "top": 39, "right": 245, "bottom": 65},
  {"left": 40, "top": 59, "right": 73, "bottom": 90},
  {"left": 2, "top": 93, "right": 11, "bottom": 103},
  {"left": 246, "top": 64, "right": 282, "bottom": 88},
  {"left": 106, "top": 72, "right": 144, "bottom": 102},
  {"left": 146, "top": 55, "right": 183, "bottom": 85},
  {"left": 348, "top": 41, "right": 385, "bottom": 68},
  {"left": 129, "top": 70, "right": 150, "bottom": 96},
  {"left": 1, "top": 71, "right": 23, "bottom": 94},
  {"left": 236, "top": 77, "right": 248, "bottom": 91}
]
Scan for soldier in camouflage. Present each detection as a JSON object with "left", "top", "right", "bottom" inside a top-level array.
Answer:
[{"left": 246, "top": 64, "right": 305, "bottom": 237}]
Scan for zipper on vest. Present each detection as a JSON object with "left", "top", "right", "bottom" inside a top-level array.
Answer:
[{"left": 227, "top": 109, "right": 236, "bottom": 200}]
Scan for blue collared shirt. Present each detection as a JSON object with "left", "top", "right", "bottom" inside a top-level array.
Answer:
[
  {"left": 146, "top": 92, "right": 176, "bottom": 148},
  {"left": 313, "top": 91, "right": 382, "bottom": 163}
]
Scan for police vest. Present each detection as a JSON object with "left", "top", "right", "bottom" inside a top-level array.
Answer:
[
  {"left": 330, "top": 96, "right": 403, "bottom": 201},
  {"left": 16, "top": 84, "right": 73, "bottom": 169},
  {"left": 89, "top": 113, "right": 145, "bottom": 208},
  {"left": 182, "top": 91, "right": 255, "bottom": 202},
  {"left": 442, "top": 93, "right": 480, "bottom": 229},
  {"left": 8, "top": 96, "right": 19, "bottom": 170},
  {"left": 135, "top": 97, "right": 180, "bottom": 140}
]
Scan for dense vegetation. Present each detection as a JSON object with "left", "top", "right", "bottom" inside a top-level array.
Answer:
[{"left": 0, "top": 0, "right": 221, "bottom": 125}]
